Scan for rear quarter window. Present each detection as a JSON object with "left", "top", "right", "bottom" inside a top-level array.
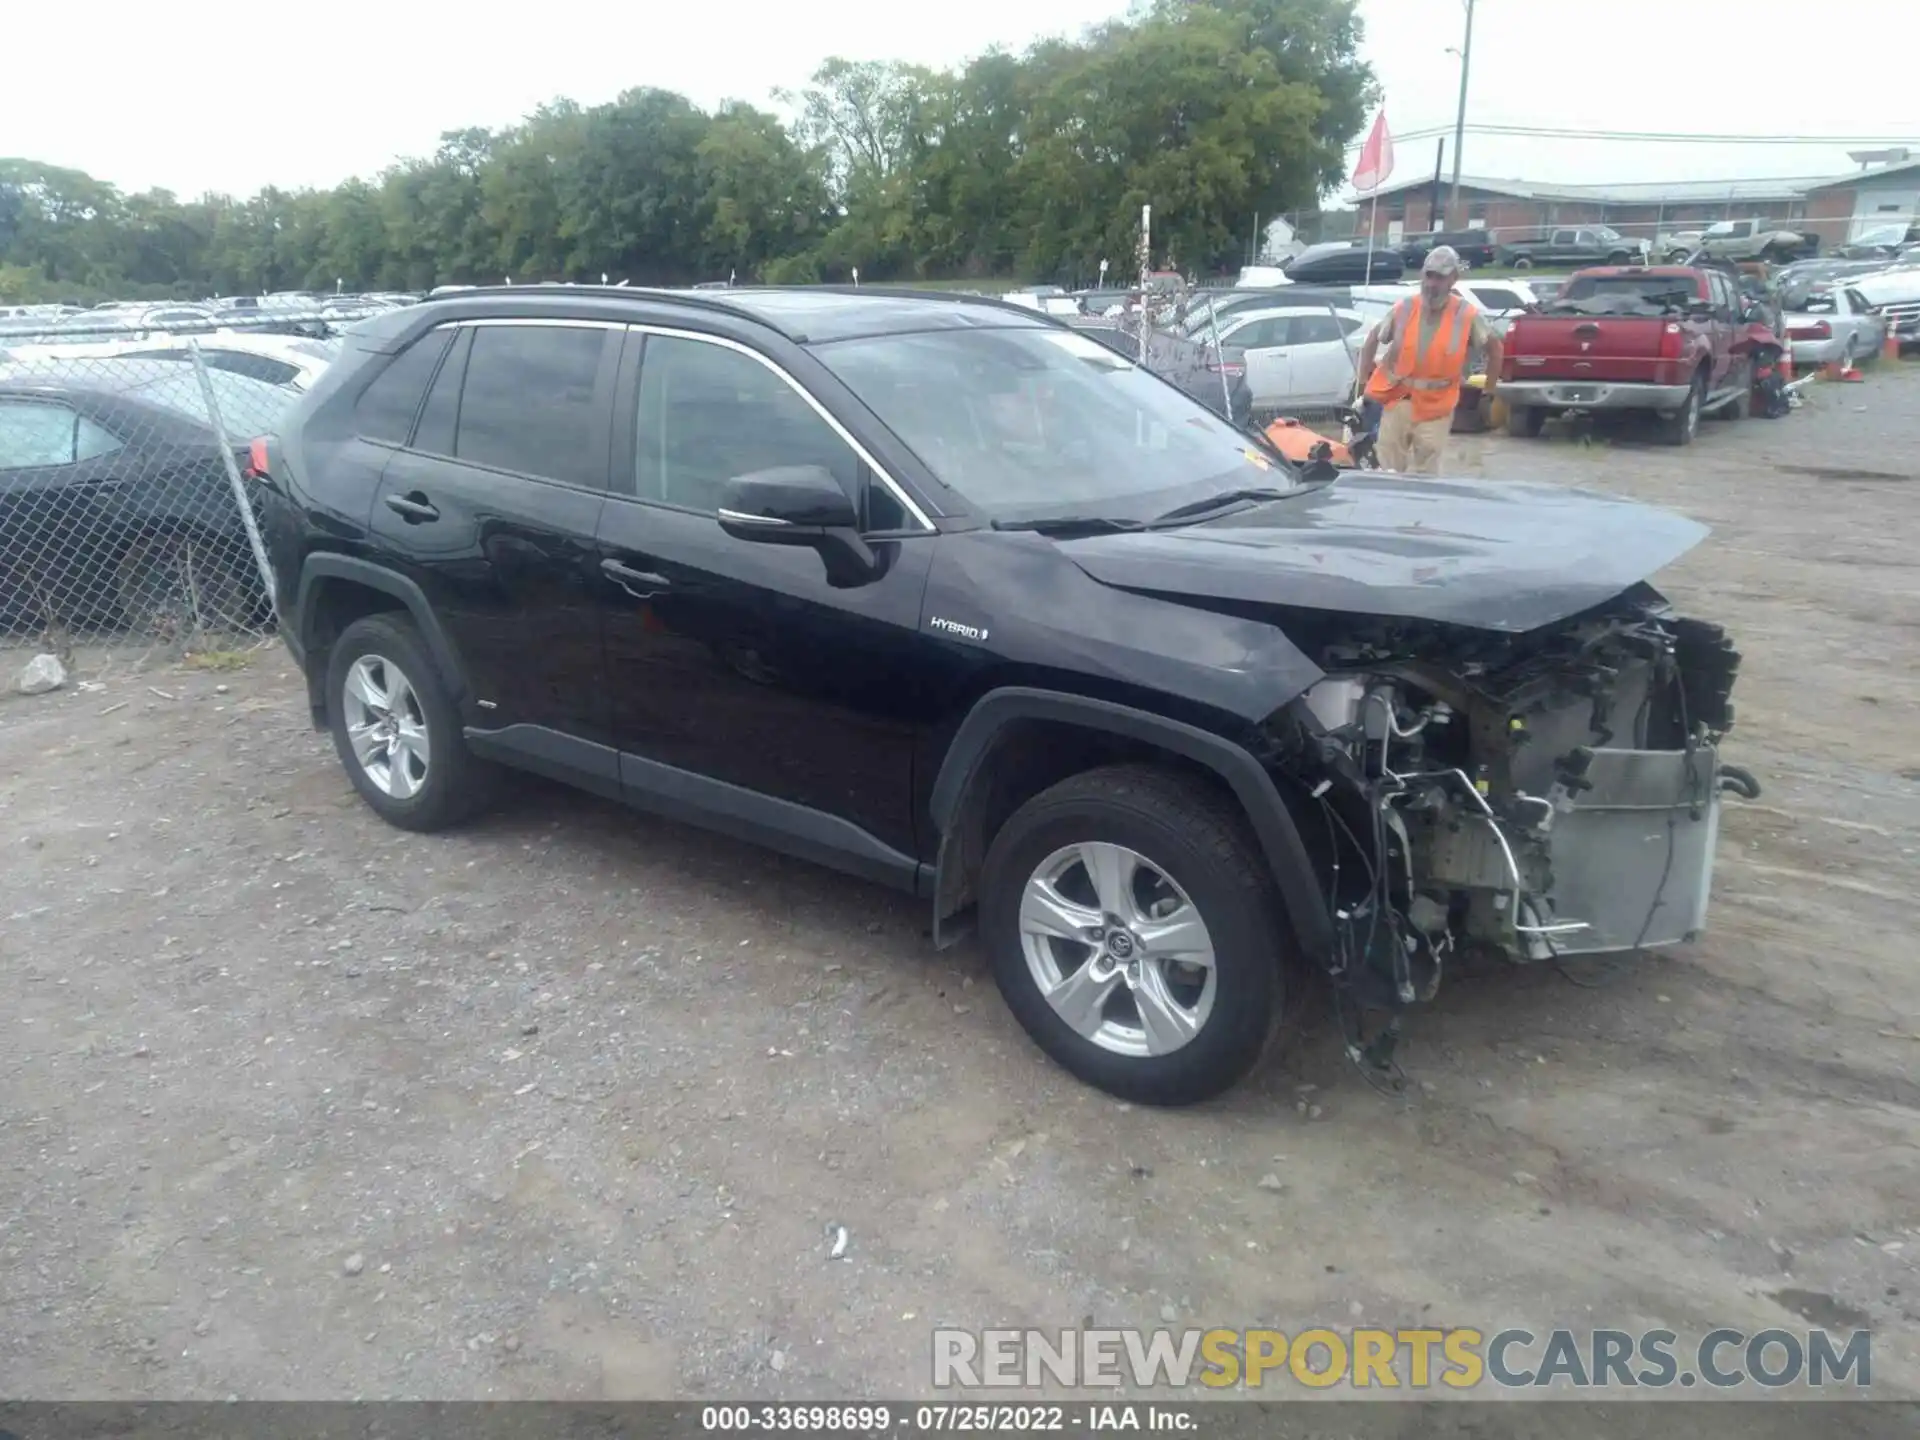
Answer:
[{"left": 353, "top": 328, "right": 455, "bottom": 444}]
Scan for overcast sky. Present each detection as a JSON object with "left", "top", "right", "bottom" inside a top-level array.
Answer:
[{"left": 6, "top": 0, "right": 1913, "bottom": 198}]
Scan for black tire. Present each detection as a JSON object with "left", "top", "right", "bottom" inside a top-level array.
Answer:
[
  {"left": 1665, "top": 249, "right": 1691, "bottom": 264},
  {"left": 115, "top": 528, "right": 266, "bottom": 641},
  {"left": 1512, "top": 255, "right": 1534, "bottom": 270},
  {"left": 325, "top": 613, "right": 492, "bottom": 832},
  {"left": 1656, "top": 371, "right": 1705, "bottom": 446},
  {"left": 1606, "top": 250, "right": 1631, "bottom": 266},
  {"left": 1506, "top": 403, "right": 1546, "bottom": 437},
  {"left": 978, "top": 764, "right": 1287, "bottom": 1106}
]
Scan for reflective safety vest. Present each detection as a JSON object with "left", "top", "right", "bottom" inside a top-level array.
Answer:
[{"left": 1365, "top": 294, "right": 1476, "bottom": 422}]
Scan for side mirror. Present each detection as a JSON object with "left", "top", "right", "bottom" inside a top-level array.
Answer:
[{"left": 717, "top": 465, "right": 881, "bottom": 588}]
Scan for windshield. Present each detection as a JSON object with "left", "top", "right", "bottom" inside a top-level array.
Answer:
[
  {"left": 814, "top": 326, "right": 1295, "bottom": 522},
  {"left": 1594, "top": 226, "right": 1623, "bottom": 241}
]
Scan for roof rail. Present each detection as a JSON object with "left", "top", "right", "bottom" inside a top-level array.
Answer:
[
  {"left": 417, "top": 281, "right": 1052, "bottom": 342},
  {"left": 419, "top": 282, "right": 797, "bottom": 335}
]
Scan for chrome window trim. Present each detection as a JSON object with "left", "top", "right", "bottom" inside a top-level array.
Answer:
[
  {"left": 717, "top": 508, "right": 794, "bottom": 528},
  {"left": 626, "top": 322, "right": 935, "bottom": 533},
  {"left": 454, "top": 317, "right": 628, "bottom": 331}
]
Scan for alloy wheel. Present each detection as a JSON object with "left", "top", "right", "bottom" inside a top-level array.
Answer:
[
  {"left": 342, "top": 654, "right": 431, "bottom": 799},
  {"left": 1017, "top": 841, "right": 1218, "bottom": 1058}
]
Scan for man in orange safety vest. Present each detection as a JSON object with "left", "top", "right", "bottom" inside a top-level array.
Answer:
[{"left": 1355, "top": 245, "right": 1501, "bottom": 475}]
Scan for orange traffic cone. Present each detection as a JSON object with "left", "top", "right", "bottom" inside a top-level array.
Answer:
[
  {"left": 1885, "top": 325, "right": 1903, "bottom": 362},
  {"left": 1840, "top": 363, "right": 1865, "bottom": 382}
]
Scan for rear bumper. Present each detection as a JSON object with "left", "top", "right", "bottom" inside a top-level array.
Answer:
[
  {"left": 1788, "top": 335, "right": 1849, "bottom": 365},
  {"left": 1497, "top": 379, "right": 1692, "bottom": 411}
]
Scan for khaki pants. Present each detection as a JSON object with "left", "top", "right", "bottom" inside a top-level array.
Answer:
[{"left": 1376, "top": 399, "right": 1452, "bottom": 476}]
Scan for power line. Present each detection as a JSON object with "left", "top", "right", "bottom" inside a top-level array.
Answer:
[{"left": 1345, "top": 123, "right": 1919, "bottom": 150}]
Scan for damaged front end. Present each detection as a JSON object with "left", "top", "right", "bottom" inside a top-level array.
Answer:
[{"left": 1257, "top": 584, "right": 1754, "bottom": 1012}]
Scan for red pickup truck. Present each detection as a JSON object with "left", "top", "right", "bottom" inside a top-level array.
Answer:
[{"left": 1498, "top": 266, "right": 1755, "bottom": 444}]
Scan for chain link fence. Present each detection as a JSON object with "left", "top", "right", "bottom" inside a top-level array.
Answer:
[{"left": 0, "top": 304, "right": 391, "bottom": 672}]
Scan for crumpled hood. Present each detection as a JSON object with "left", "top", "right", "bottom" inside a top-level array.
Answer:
[{"left": 1055, "top": 474, "right": 1708, "bottom": 633}]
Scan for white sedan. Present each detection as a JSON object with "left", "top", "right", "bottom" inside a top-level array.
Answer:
[
  {"left": 1211, "top": 305, "right": 1369, "bottom": 411},
  {"left": 1783, "top": 285, "right": 1888, "bottom": 369},
  {"left": 0, "top": 333, "right": 336, "bottom": 392}
]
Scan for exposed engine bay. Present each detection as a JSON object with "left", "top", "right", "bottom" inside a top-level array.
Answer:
[{"left": 1259, "top": 583, "right": 1753, "bottom": 1013}]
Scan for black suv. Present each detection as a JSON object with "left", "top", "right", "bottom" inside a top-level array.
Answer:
[{"left": 253, "top": 286, "right": 1750, "bottom": 1105}]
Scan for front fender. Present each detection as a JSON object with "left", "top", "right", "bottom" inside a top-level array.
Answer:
[{"left": 929, "top": 687, "right": 1334, "bottom": 966}]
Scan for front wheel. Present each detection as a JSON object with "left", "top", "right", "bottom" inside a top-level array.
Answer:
[
  {"left": 1606, "top": 251, "right": 1632, "bottom": 266},
  {"left": 978, "top": 765, "right": 1286, "bottom": 1106}
]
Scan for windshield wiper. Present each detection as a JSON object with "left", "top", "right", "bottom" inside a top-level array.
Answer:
[
  {"left": 1149, "top": 487, "right": 1294, "bottom": 525},
  {"left": 991, "top": 515, "right": 1147, "bottom": 536}
]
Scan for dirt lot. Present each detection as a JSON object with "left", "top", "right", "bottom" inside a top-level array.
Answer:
[{"left": 4, "top": 367, "right": 1919, "bottom": 1409}]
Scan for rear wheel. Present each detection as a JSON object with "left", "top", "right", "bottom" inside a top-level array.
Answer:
[
  {"left": 978, "top": 765, "right": 1286, "bottom": 1106},
  {"left": 1656, "top": 372, "right": 1705, "bottom": 445},
  {"left": 326, "top": 613, "right": 492, "bottom": 832},
  {"left": 1512, "top": 255, "right": 1534, "bottom": 270},
  {"left": 1506, "top": 403, "right": 1546, "bottom": 438},
  {"left": 1665, "top": 249, "right": 1691, "bottom": 263}
]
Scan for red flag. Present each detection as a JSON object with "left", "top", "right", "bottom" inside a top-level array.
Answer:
[{"left": 1351, "top": 111, "right": 1395, "bottom": 193}]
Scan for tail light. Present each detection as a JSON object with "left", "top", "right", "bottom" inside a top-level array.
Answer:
[
  {"left": 1788, "top": 320, "right": 1831, "bottom": 340},
  {"left": 1658, "top": 321, "right": 1685, "bottom": 360},
  {"left": 244, "top": 436, "right": 271, "bottom": 480}
]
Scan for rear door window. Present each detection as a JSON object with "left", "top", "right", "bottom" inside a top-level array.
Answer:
[
  {"left": 453, "top": 324, "right": 616, "bottom": 489},
  {"left": 412, "top": 328, "right": 472, "bottom": 456},
  {"left": 1291, "top": 314, "right": 1346, "bottom": 345},
  {"left": 0, "top": 401, "right": 79, "bottom": 468},
  {"left": 1225, "top": 316, "right": 1293, "bottom": 349},
  {"left": 355, "top": 328, "right": 454, "bottom": 444}
]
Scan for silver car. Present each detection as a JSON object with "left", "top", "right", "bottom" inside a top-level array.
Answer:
[{"left": 1784, "top": 285, "right": 1887, "bottom": 369}]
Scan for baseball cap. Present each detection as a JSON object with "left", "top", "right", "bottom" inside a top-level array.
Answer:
[{"left": 1423, "top": 245, "right": 1463, "bottom": 276}]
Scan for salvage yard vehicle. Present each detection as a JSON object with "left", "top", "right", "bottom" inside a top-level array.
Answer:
[
  {"left": 1498, "top": 265, "right": 1756, "bottom": 444},
  {"left": 1847, "top": 265, "right": 1920, "bottom": 352},
  {"left": 1783, "top": 285, "right": 1887, "bottom": 370},
  {"left": 252, "top": 285, "right": 1751, "bottom": 1106},
  {"left": 1207, "top": 303, "right": 1368, "bottom": 413},
  {"left": 1498, "top": 226, "right": 1649, "bottom": 269},
  {"left": 0, "top": 360, "right": 292, "bottom": 634},
  {"left": 1690, "top": 217, "right": 1815, "bottom": 263}
]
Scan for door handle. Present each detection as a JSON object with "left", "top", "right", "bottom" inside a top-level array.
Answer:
[
  {"left": 601, "top": 558, "right": 670, "bottom": 595},
  {"left": 384, "top": 493, "right": 439, "bottom": 523}
]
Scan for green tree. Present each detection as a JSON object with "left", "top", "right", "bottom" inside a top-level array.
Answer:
[{"left": 0, "top": 2, "right": 1372, "bottom": 296}]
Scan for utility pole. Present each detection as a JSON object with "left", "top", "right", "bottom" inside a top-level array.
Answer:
[{"left": 1448, "top": 0, "right": 1476, "bottom": 229}]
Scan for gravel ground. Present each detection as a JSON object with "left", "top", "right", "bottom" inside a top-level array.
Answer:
[{"left": 4, "top": 366, "right": 1918, "bottom": 1408}]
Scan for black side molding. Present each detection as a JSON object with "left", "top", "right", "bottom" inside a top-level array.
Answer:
[
  {"left": 293, "top": 554, "right": 473, "bottom": 711},
  {"left": 930, "top": 687, "right": 1333, "bottom": 964},
  {"left": 464, "top": 722, "right": 928, "bottom": 896}
]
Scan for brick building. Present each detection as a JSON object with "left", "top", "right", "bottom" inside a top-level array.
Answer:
[{"left": 1358, "top": 157, "right": 1920, "bottom": 249}]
